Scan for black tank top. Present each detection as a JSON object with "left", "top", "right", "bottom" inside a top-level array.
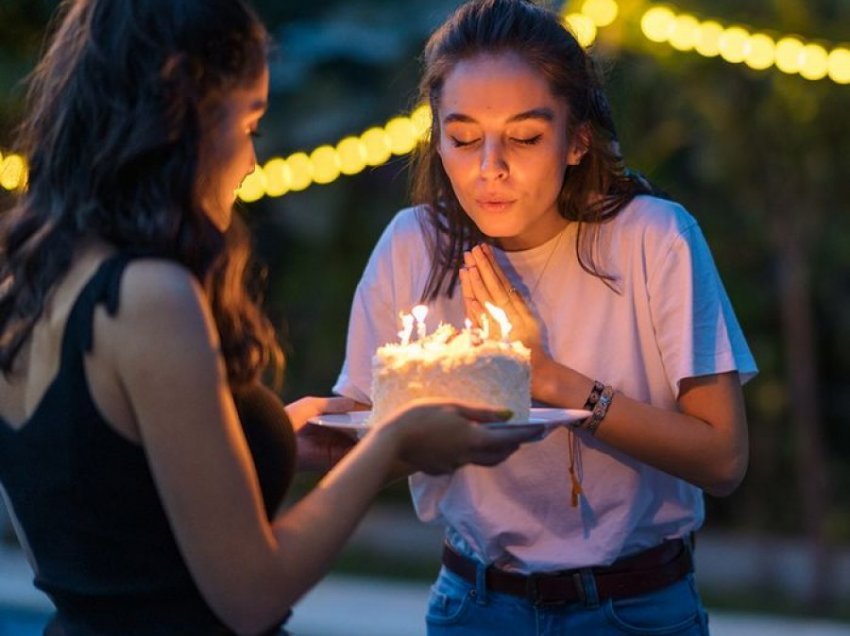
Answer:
[{"left": 0, "top": 254, "right": 296, "bottom": 635}]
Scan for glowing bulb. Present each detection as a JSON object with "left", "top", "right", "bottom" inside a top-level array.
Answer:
[
  {"left": 581, "top": 0, "right": 618, "bottom": 28},
  {"left": 828, "top": 47, "right": 850, "bottom": 84},
  {"left": 695, "top": 20, "right": 723, "bottom": 57},
  {"left": 236, "top": 166, "right": 266, "bottom": 203},
  {"left": 360, "top": 127, "right": 392, "bottom": 167},
  {"left": 410, "top": 104, "right": 432, "bottom": 140},
  {"left": 310, "top": 145, "right": 340, "bottom": 185},
  {"left": 0, "top": 153, "right": 26, "bottom": 191},
  {"left": 564, "top": 13, "right": 597, "bottom": 47},
  {"left": 799, "top": 43, "right": 829, "bottom": 81},
  {"left": 336, "top": 136, "right": 368, "bottom": 175},
  {"left": 669, "top": 14, "right": 700, "bottom": 52},
  {"left": 286, "top": 152, "right": 314, "bottom": 192},
  {"left": 385, "top": 116, "right": 418, "bottom": 156},
  {"left": 263, "top": 158, "right": 291, "bottom": 197},
  {"left": 744, "top": 33, "right": 776, "bottom": 71},
  {"left": 718, "top": 26, "right": 749, "bottom": 64},
  {"left": 641, "top": 7, "right": 675, "bottom": 43},
  {"left": 775, "top": 37, "right": 804, "bottom": 74}
]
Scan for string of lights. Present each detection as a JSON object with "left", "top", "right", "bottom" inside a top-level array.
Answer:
[{"left": 1, "top": 0, "right": 847, "bottom": 200}]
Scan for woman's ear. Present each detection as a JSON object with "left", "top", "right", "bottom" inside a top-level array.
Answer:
[{"left": 566, "top": 122, "right": 591, "bottom": 166}]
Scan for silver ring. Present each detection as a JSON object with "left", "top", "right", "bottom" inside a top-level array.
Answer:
[{"left": 508, "top": 287, "right": 518, "bottom": 296}]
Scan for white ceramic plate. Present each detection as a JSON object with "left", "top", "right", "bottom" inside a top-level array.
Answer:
[
  {"left": 481, "top": 407, "right": 591, "bottom": 433},
  {"left": 309, "top": 407, "right": 590, "bottom": 438}
]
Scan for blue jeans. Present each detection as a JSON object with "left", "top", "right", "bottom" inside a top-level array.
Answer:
[{"left": 426, "top": 565, "right": 710, "bottom": 635}]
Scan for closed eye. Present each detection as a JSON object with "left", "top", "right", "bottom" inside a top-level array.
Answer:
[
  {"left": 450, "top": 136, "right": 479, "bottom": 148},
  {"left": 512, "top": 135, "right": 542, "bottom": 146}
]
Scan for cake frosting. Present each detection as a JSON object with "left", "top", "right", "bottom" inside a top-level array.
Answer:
[{"left": 369, "top": 320, "right": 531, "bottom": 425}]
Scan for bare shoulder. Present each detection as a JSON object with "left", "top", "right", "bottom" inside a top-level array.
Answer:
[
  {"left": 100, "top": 258, "right": 220, "bottom": 365},
  {"left": 119, "top": 259, "right": 206, "bottom": 313}
]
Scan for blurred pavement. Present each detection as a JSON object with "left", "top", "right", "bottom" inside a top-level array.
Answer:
[{"left": 2, "top": 504, "right": 849, "bottom": 635}]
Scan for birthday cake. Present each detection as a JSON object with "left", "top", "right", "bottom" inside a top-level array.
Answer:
[{"left": 368, "top": 305, "right": 531, "bottom": 425}]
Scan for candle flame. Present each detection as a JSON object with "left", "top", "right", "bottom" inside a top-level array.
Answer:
[
  {"left": 484, "top": 301, "right": 512, "bottom": 341},
  {"left": 398, "top": 312, "right": 415, "bottom": 346},
  {"left": 412, "top": 304, "right": 429, "bottom": 341},
  {"left": 411, "top": 304, "right": 429, "bottom": 322}
]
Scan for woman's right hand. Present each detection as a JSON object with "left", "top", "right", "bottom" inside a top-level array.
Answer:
[{"left": 372, "top": 400, "right": 542, "bottom": 475}]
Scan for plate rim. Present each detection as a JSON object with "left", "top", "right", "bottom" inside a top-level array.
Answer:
[{"left": 308, "top": 406, "right": 591, "bottom": 430}]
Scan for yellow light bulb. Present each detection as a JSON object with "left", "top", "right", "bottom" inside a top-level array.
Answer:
[
  {"left": 640, "top": 7, "right": 675, "bottom": 44},
  {"left": 0, "top": 154, "right": 27, "bottom": 192},
  {"left": 236, "top": 166, "right": 266, "bottom": 203},
  {"left": 286, "top": 152, "right": 314, "bottom": 192},
  {"left": 775, "top": 37, "right": 804, "bottom": 74},
  {"left": 360, "top": 127, "right": 392, "bottom": 167},
  {"left": 669, "top": 14, "right": 700, "bottom": 52},
  {"left": 385, "top": 116, "right": 418, "bottom": 156},
  {"left": 263, "top": 158, "right": 291, "bottom": 197},
  {"left": 828, "top": 47, "right": 850, "bottom": 84},
  {"left": 581, "top": 0, "right": 618, "bottom": 28},
  {"left": 718, "top": 26, "right": 749, "bottom": 64},
  {"left": 310, "top": 145, "right": 341, "bottom": 185},
  {"left": 336, "top": 136, "right": 368, "bottom": 175},
  {"left": 799, "top": 43, "right": 829, "bottom": 81},
  {"left": 744, "top": 33, "right": 776, "bottom": 70},
  {"left": 410, "top": 104, "right": 433, "bottom": 140},
  {"left": 564, "top": 13, "right": 597, "bottom": 47},
  {"left": 695, "top": 20, "right": 723, "bottom": 57}
]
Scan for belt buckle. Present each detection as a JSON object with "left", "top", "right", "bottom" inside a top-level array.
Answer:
[{"left": 526, "top": 572, "right": 585, "bottom": 607}]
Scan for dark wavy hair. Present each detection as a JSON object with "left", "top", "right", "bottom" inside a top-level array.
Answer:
[
  {"left": 413, "top": 0, "right": 657, "bottom": 299},
  {"left": 0, "top": 0, "right": 283, "bottom": 386}
]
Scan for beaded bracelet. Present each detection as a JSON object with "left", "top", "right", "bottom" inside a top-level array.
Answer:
[
  {"left": 577, "top": 383, "right": 614, "bottom": 435},
  {"left": 583, "top": 380, "right": 604, "bottom": 411}
]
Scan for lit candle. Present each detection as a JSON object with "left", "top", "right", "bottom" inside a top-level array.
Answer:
[
  {"left": 411, "top": 304, "right": 429, "bottom": 340},
  {"left": 398, "top": 312, "right": 414, "bottom": 346},
  {"left": 484, "top": 301, "right": 512, "bottom": 341}
]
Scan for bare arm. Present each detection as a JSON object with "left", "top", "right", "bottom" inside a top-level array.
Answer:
[
  {"left": 108, "top": 260, "right": 538, "bottom": 635},
  {"left": 462, "top": 243, "right": 749, "bottom": 497}
]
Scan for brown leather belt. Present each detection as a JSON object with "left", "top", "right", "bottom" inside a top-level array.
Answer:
[{"left": 441, "top": 538, "right": 693, "bottom": 606}]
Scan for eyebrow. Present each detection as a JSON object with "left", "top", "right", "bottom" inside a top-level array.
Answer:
[{"left": 443, "top": 107, "right": 555, "bottom": 125}]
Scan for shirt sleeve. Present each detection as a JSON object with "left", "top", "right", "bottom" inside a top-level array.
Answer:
[
  {"left": 647, "top": 217, "right": 758, "bottom": 397},
  {"left": 332, "top": 208, "right": 428, "bottom": 403}
]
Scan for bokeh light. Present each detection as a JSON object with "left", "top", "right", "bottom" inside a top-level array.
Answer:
[
  {"left": 580, "top": 0, "right": 618, "bottom": 28},
  {"left": 641, "top": 7, "right": 676, "bottom": 43},
  {"left": 564, "top": 13, "right": 597, "bottom": 48}
]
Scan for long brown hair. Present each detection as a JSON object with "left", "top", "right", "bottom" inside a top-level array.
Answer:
[
  {"left": 413, "top": 0, "right": 657, "bottom": 300},
  {"left": 0, "top": 0, "right": 282, "bottom": 386}
]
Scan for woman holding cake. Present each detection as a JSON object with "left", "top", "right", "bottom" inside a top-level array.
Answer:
[
  {"left": 334, "top": 0, "right": 757, "bottom": 633},
  {"left": 0, "top": 1, "right": 542, "bottom": 634}
]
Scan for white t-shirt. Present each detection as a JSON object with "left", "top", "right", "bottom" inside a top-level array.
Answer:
[{"left": 334, "top": 195, "right": 757, "bottom": 573}]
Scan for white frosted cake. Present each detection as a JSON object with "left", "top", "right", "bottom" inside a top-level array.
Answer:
[{"left": 369, "top": 320, "right": 531, "bottom": 425}]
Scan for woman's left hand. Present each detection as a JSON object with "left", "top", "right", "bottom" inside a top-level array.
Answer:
[
  {"left": 285, "top": 396, "right": 355, "bottom": 431},
  {"left": 459, "top": 243, "right": 544, "bottom": 352},
  {"left": 286, "top": 396, "right": 358, "bottom": 472}
]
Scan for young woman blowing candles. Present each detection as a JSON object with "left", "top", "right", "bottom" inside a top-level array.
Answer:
[
  {"left": 334, "top": 0, "right": 758, "bottom": 633},
  {"left": 0, "top": 1, "right": 542, "bottom": 634}
]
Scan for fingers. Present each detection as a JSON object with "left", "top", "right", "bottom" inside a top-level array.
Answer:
[
  {"left": 459, "top": 262, "right": 483, "bottom": 328},
  {"left": 466, "top": 245, "right": 510, "bottom": 306},
  {"left": 452, "top": 401, "right": 513, "bottom": 423},
  {"left": 321, "top": 396, "right": 357, "bottom": 414}
]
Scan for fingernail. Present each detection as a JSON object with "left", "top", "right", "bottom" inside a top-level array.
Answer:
[{"left": 497, "top": 409, "right": 513, "bottom": 419}]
